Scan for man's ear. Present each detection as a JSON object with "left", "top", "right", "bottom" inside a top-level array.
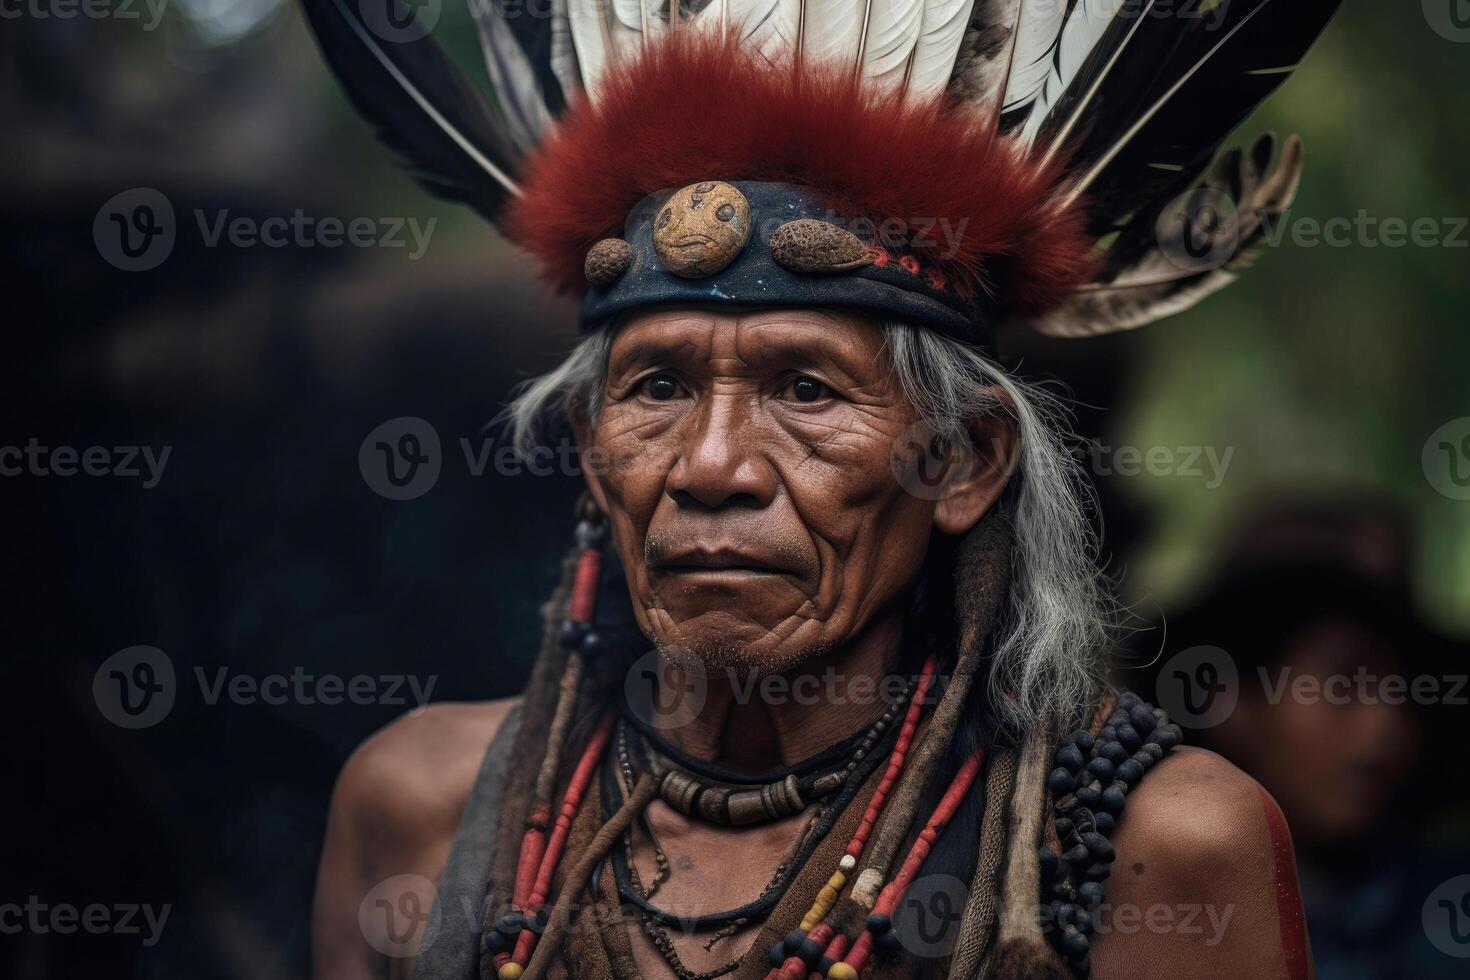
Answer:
[
  {"left": 570, "top": 412, "right": 612, "bottom": 516},
  {"left": 932, "top": 403, "right": 1019, "bottom": 536}
]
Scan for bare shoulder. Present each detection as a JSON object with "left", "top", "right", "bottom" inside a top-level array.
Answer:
[
  {"left": 1092, "top": 746, "right": 1312, "bottom": 979},
  {"left": 311, "top": 698, "right": 520, "bottom": 980},
  {"left": 1112, "top": 745, "right": 1276, "bottom": 881},
  {"left": 332, "top": 697, "right": 521, "bottom": 847}
]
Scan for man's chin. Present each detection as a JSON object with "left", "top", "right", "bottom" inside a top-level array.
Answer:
[{"left": 650, "top": 615, "right": 829, "bottom": 675}]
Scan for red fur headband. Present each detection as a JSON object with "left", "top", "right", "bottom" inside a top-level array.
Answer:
[{"left": 506, "top": 33, "right": 1095, "bottom": 318}]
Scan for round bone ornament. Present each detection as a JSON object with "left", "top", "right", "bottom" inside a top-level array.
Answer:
[{"left": 652, "top": 181, "right": 752, "bottom": 278}]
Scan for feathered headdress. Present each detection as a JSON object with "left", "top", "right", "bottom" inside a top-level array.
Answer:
[{"left": 302, "top": 0, "right": 1341, "bottom": 344}]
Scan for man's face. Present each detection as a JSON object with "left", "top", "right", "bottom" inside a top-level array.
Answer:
[{"left": 580, "top": 308, "right": 946, "bottom": 672}]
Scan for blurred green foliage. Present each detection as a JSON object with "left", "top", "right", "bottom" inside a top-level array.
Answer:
[{"left": 1117, "top": 3, "right": 1470, "bottom": 630}]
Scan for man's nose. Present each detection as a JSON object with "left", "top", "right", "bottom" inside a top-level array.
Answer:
[{"left": 666, "top": 394, "right": 776, "bottom": 509}]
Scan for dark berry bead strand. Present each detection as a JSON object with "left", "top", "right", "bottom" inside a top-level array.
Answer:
[{"left": 1036, "top": 691, "right": 1183, "bottom": 979}]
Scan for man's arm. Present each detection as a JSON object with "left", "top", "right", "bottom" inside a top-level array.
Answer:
[
  {"left": 311, "top": 699, "right": 518, "bottom": 980},
  {"left": 1090, "top": 745, "right": 1313, "bottom": 980}
]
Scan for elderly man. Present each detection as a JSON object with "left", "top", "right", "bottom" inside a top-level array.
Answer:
[{"left": 303, "top": 1, "right": 1341, "bottom": 978}]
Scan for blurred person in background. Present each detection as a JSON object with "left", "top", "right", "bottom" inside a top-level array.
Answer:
[{"left": 1134, "top": 499, "right": 1469, "bottom": 979}]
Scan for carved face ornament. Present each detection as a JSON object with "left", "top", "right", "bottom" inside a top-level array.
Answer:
[{"left": 652, "top": 181, "right": 752, "bottom": 278}]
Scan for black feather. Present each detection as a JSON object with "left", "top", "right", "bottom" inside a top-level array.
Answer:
[
  {"left": 485, "top": 0, "right": 571, "bottom": 117},
  {"left": 300, "top": 0, "right": 521, "bottom": 224},
  {"left": 1067, "top": 0, "right": 1341, "bottom": 241}
]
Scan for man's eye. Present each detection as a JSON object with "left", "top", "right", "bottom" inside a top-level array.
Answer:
[
  {"left": 788, "top": 376, "right": 827, "bottom": 403},
  {"left": 643, "top": 374, "right": 682, "bottom": 401}
]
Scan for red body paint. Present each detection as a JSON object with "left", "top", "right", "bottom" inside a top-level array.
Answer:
[{"left": 1258, "top": 786, "right": 1309, "bottom": 980}]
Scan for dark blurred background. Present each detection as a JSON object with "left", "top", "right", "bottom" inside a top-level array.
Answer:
[{"left": 2, "top": 2, "right": 1467, "bottom": 978}]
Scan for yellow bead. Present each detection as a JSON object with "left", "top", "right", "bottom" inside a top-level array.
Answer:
[
  {"left": 498, "top": 965, "right": 524, "bottom": 980},
  {"left": 828, "top": 964, "right": 859, "bottom": 980}
]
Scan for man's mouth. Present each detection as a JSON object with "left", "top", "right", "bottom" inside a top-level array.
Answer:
[{"left": 651, "top": 547, "right": 791, "bottom": 576}]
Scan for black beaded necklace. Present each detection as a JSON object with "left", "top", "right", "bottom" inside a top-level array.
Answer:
[{"left": 601, "top": 671, "right": 920, "bottom": 935}]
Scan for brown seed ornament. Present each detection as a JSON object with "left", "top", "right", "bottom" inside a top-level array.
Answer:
[
  {"left": 584, "top": 238, "right": 632, "bottom": 286},
  {"left": 651, "top": 181, "right": 752, "bottom": 278},
  {"left": 769, "top": 219, "right": 873, "bottom": 273}
]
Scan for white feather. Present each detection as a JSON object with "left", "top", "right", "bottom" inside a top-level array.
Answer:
[
  {"left": 999, "top": 0, "right": 1069, "bottom": 114},
  {"left": 566, "top": 0, "right": 611, "bottom": 97},
  {"left": 905, "top": 0, "right": 977, "bottom": 98},
  {"left": 695, "top": 0, "right": 784, "bottom": 38},
  {"left": 801, "top": 0, "right": 870, "bottom": 66},
  {"left": 549, "top": 0, "right": 583, "bottom": 96},
  {"left": 858, "top": 0, "right": 927, "bottom": 88},
  {"left": 749, "top": 0, "right": 802, "bottom": 64},
  {"left": 1020, "top": 0, "right": 1144, "bottom": 147}
]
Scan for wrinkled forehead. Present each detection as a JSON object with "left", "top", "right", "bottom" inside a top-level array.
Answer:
[{"left": 606, "top": 307, "right": 893, "bottom": 382}]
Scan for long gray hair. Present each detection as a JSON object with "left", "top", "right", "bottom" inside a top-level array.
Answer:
[{"left": 503, "top": 321, "right": 1110, "bottom": 734}]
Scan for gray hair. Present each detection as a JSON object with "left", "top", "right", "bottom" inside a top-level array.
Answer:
[{"left": 503, "top": 322, "right": 1109, "bottom": 734}]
